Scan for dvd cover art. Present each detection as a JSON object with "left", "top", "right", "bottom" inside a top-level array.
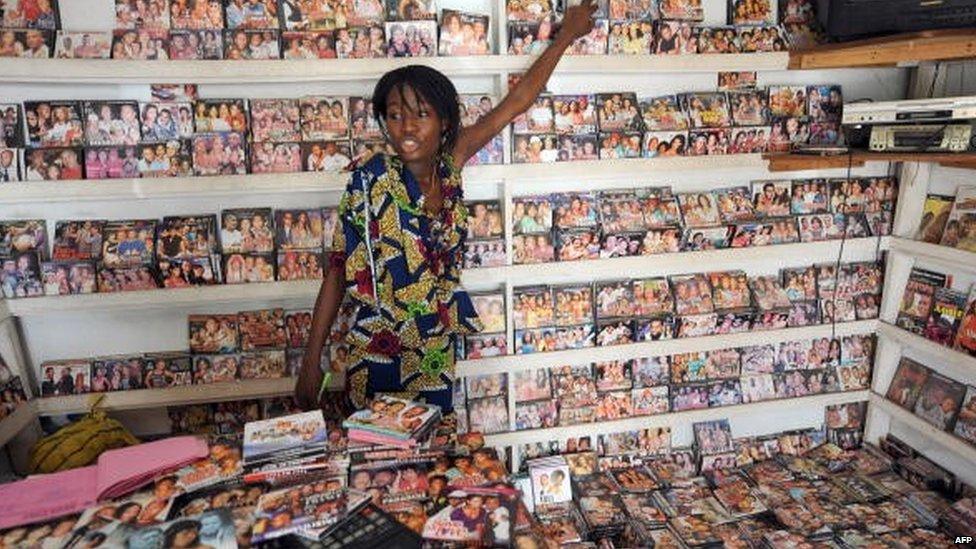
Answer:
[
  {"left": 190, "top": 132, "right": 246, "bottom": 176},
  {"left": 596, "top": 93, "right": 641, "bottom": 133},
  {"left": 298, "top": 96, "right": 349, "bottom": 140},
  {"left": 741, "top": 373, "right": 776, "bottom": 403},
  {"left": 596, "top": 319, "right": 634, "bottom": 346},
  {"left": 709, "top": 270, "right": 750, "bottom": 310},
  {"left": 223, "top": 0, "right": 277, "bottom": 29},
  {"left": 516, "top": 399, "right": 558, "bottom": 430},
  {"left": 167, "top": 29, "right": 223, "bottom": 59},
  {"left": 709, "top": 379, "right": 743, "bottom": 407},
  {"left": 555, "top": 228, "right": 600, "bottom": 260},
  {"left": 193, "top": 354, "right": 240, "bottom": 383},
  {"left": 111, "top": 28, "right": 169, "bottom": 59},
  {"left": 738, "top": 25, "right": 789, "bottom": 52},
  {"left": 605, "top": 19, "right": 649, "bottom": 55},
  {"left": 0, "top": 28, "right": 52, "bottom": 58},
  {"left": 512, "top": 234, "right": 554, "bottom": 264},
  {"left": 142, "top": 352, "right": 192, "bottom": 388},
  {"left": 698, "top": 26, "right": 740, "bottom": 54},
  {"left": 728, "top": 90, "right": 769, "bottom": 127},
  {"left": 512, "top": 195, "right": 553, "bottom": 235},
  {"left": 598, "top": 131, "right": 642, "bottom": 159},
  {"left": 939, "top": 185, "right": 976, "bottom": 252},
  {"left": 39, "top": 359, "right": 91, "bottom": 396},
  {"left": 694, "top": 420, "right": 734, "bottom": 455},
  {"left": 729, "top": 0, "right": 774, "bottom": 24},
  {"left": 789, "top": 178, "right": 829, "bottom": 214},
  {"left": 385, "top": 20, "right": 436, "bottom": 57},
  {"left": 189, "top": 314, "right": 239, "bottom": 354},
  {"left": 222, "top": 252, "right": 275, "bottom": 283},
  {"left": 953, "top": 386, "right": 976, "bottom": 444},
  {"left": 769, "top": 115, "right": 810, "bottom": 152},
  {"left": 594, "top": 279, "right": 633, "bottom": 319},
  {"left": 749, "top": 275, "right": 791, "bottom": 310},
  {"left": 635, "top": 227, "right": 677, "bottom": 255},
  {"left": 237, "top": 308, "right": 286, "bottom": 351},
  {"left": 280, "top": 30, "right": 336, "bottom": 58},
  {"left": 729, "top": 126, "right": 770, "bottom": 153},
  {"left": 642, "top": 131, "right": 687, "bottom": 157},
  {"left": 687, "top": 128, "right": 731, "bottom": 155},
  {"left": 638, "top": 95, "right": 688, "bottom": 132},
  {"left": 274, "top": 208, "right": 323, "bottom": 251},
  {"left": 553, "top": 192, "right": 598, "bottom": 229},
  {"left": 139, "top": 102, "right": 194, "bottom": 143},
  {"left": 220, "top": 208, "right": 274, "bottom": 254},
  {"left": 917, "top": 194, "right": 955, "bottom": 243},
  {"left": 671, "top": 351, "right": 708, "bottom": 384},
  {"left": 276, "top": 250, "right": 323, "bottom": 280},
  {"left": 807, "top": 84, "right": 842, "bottom": 123},
  {"left": 681, "top": 93, "right": 732, "bottom": 129},
  {"left": 751, "top": 179, "right": 791, "bottom": 218},
  {"left": 718, "top": 71, "right": 757, "bottom": 91},
  {"left": 553, "top": 284, "right": 593, "bottom": 326},
  {"left": 514, "top": 286, "right": 554, "bottom": 329},
  {"left": 659, "top": 0, "right": 702, "bottom": 19},
  {"left": 914, "top": 371, "right": 966, "bottom": 431},
  {"left": 769, "top": 86, "right": 808, "bottom": 118},
  {"left": 895, "top": 267, "right": 948, "bottom": 334},
  {"left": 24, "top": 101, "right": 84, "bottom": 148},
  {"left": 671, "top": 273, "right": 714, "bottom": 315},
  {"left": 224, "top": 29, "right": 281, "bottom": 60},
  {"left": 715, "top": 186, "right": 757, "bottom": 223},
  {"left": 677, "top": 192, "right": 721, "bottom": 228},
  {"left": 82, "top": 101, "right": 141, "bottom": 147},
  {"left": 250, "top": 142, "right": 301, "bottom": 173},
  {"left": 438, "top": 9, "right": 490, "bottom": 55},
  {"left": 514, "top": 368, "right": 552, "bottom": 402},
  {"left": 40, "top": 261, "right": 96, "bottom": 295},
  {"left": 334, "top": 25, "right": 387, "bottom": 59},
  {"left": 467, "top": 395, "right": 509, "bottom": 434},
  {"left": 797, "top": 213, "right": 845, "bottom": 242},
  {"left": 463, "top": 239, "right": 505, "bottom": 269}
]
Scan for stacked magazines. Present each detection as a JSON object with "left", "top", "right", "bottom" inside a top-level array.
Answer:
[
  {"left": 242, "top": 410, "right": 349, "bottom": 488},
  {"left": 343, "top": 395, "right": 443, "bottom": 448}
]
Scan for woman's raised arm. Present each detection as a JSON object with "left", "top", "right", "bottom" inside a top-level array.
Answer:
[{"left": 452, "top": 0, "right": 597, "bottom": 164}]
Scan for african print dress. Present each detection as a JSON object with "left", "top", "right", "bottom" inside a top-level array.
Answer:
[{"left": 331, "top": 153, "right": 482, "bottom": 411}]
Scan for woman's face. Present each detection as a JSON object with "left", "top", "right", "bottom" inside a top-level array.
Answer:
[{"left": 382, "top": 85, "right": 443, "bottom": 164}]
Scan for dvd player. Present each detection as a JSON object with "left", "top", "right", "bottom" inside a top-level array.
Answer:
[{"left": 842, "top": 96, "right": 976, "bottom": 152}]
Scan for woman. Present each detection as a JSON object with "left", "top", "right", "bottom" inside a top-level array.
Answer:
[{"left": 295, "top": 1, "right": 595, "bottom": 412}]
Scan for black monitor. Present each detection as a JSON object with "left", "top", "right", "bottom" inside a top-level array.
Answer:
[{"left": 817, "top": 0, "right": 976, "bottom": 40}]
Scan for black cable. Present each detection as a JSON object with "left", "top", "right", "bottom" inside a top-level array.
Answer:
[{"left": 829, "top": 149, "right": 855, "bottom": 342}]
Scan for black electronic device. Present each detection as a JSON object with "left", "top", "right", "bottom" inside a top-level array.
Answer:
[{"left": 816, "top": 0, "right": 976, "bottom": 40}]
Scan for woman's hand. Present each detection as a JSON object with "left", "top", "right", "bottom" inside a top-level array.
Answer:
[
  {"left": 560, "top": 0, "right": 597, "bottom": 42},
  {"left": 295, "top": 352, "right": 325, "bottom": 410}
]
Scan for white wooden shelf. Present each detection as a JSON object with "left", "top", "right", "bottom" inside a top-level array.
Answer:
[
  {"left": 888, "top": 237, "right": 976, "bottom": 272},
  {"left": 876, "top": 322, "right": 976, "bottom": 387},
  {"left": 5, "top": 280, "right": 322, "bottom": 316},
  {"left": 0, "top": 53, "right": 790, "bottom": 84},
  {"left": 4, "top": 238, "right": 888, "bottom": 316},
  {"left": 0, "top": 404, "right": 36, "bottom": 448},
  {"left": 485, "top": 389, "right": 869, "bottom": 447},
  {"left": 0, "top": 172, "right": 346, "bottom": 204},
  {"left": 0, "top": 155, "right": 777, "bottom": 205},
  {"left": 35, "top": 376, "right": 297, "bottom": 416},
  {"left": 464, "top": 237, "right": 889, "bottom": 288},
  {"left": 869, "top": 393, "right": 976, "bottom": 486},
  {"left": 459, "top": 319, "right": 878, "bottom": 377}
]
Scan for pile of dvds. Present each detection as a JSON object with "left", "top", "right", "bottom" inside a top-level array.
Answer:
[
  {"left": 241, "top": 410, "right": 350, "bottom": 501},
  {"left": 0, "top": 85, "right": 509, "bottom": 182},
  {"left": 457, "top": 333, "right": 875, "bottom": 434},
  {"left": 168, "top": 396, "right": 304, "bottom": 438},
  {"left": 511, "top": 83, "right": 843, "bottom": 162},
  {"left": 916, "top": 185, "right": 976, "bottom": 255},
  {"left": 3, "top": 396, "right": 974, "bottom": 547},
  {"left": 343, "top": 395, "right": 443, "bottom": 448},
  {"left": 504, "top": 177, "right": 894, "bottom": 266},
  {"left": 886, "top": 355, "right": 976, "bottom": 449},
  {"left": 895, "top": 264, "right": 976, "bottom": 357}
]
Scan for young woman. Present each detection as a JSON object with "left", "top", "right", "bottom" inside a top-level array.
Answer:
[{"left": 296, "top": 0, "right": 596, "bottom": 412}]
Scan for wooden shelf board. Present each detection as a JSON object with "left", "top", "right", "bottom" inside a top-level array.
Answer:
[
  {"left": 461, "top": 320, "right": 878, "bottom": 377},
  {"left": 889, "top": 237, "right": 976, "bottom": 271},
  {"left": 0, "top": 404, "right": 36, "bottom": 448},
  {"left": 765, "top": 151, "right": 976, "bottom": 172},
  {"left": 35, "top": 377, "right": 297, "bottom": 416},
  {"left": 789, "top": 29, "right": 976, "bottom": 70}
]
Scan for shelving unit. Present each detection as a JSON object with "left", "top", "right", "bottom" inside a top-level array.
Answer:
[
  {"left": 0, "top": 0, "right": 972, "bottom": 484},
  {"left": 34, "top": 377, "right": 298, "bottom": 416}
]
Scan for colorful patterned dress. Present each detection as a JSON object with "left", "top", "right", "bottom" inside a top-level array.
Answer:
[{"left": 330, "top": 153, "right": 482, "bottom": 411}]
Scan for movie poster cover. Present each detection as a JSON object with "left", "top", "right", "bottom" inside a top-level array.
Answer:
[{"left": 39, "top": 359, "right": 91, "bottom": 396}]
